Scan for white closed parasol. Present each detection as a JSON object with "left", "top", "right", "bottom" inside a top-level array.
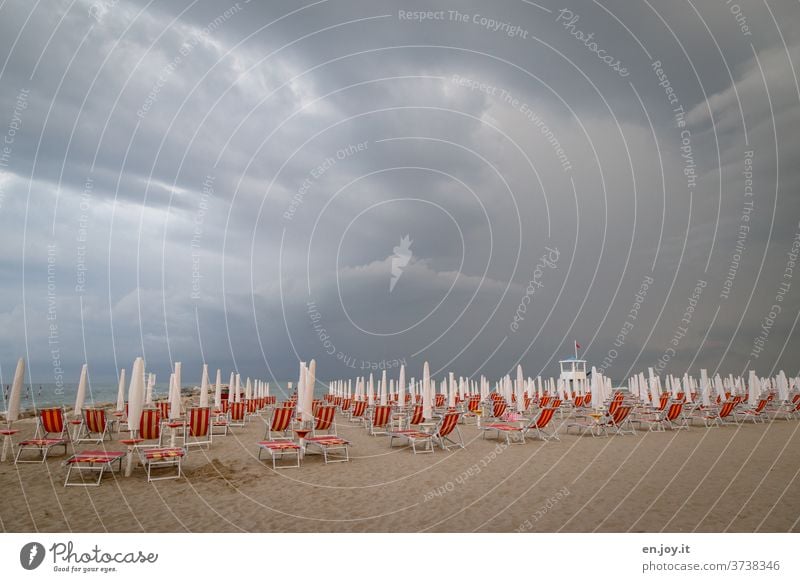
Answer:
[
  {"left": 214, "top": 369, "right": 222, "bottom": 410},
  {"left": 116, "top": 368, "right": 126, "bottom": 412},
  {"left": 200, "top": 364, "right": 210, "bottom": 408},
  {"left": 422, "top": 362, "right": 432, "bottom": 420},
  {"left": 127, "top": 358, "right": 145, "bottom": 436},
  {"left": 303, "top": 360, "right": 316, "bottom": 423},
  {"left": 74, "top": 363, "right": 88, "bottom": 418}
]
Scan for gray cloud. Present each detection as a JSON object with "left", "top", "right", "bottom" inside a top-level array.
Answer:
[{"left": 0, "top": 0, "right": 798, "bottom": 388}]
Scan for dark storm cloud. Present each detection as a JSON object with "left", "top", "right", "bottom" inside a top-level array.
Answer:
[{"left": 0, "top": 0, "right": 797, "bottom": 388}]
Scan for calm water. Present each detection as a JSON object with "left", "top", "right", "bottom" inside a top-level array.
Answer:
[{"left": 0, "top": 381, "right": 328, "bottom": 412}]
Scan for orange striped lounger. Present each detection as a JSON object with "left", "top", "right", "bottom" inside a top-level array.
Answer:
[
  {"left": 137, "top": 447, "right": 186, "bottom": 481},
  {"left": 388, "top": 429, "right": 436, "bottom": 453},
  {"left": 257, "top": 440, "right": 302, "bottom": 469},
  {"left": 304, "top": 436, "right": 351, "bottom": 463},
  {"left": 64, "top": 450, "right": 126, "bottom": 486}
]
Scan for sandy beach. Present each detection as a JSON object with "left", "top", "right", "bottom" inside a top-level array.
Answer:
[{"left": 3, "top": 409, "right": 799, "bottom": 533}]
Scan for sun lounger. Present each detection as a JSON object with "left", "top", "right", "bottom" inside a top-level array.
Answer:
[
  {"left": 74, "top": 407, "right": 112, "bottom": 444},
  {"left": 305, "top": 435, "right": 351, "bottom": 463},
  {"left": 16, "top": 407, "right": 70, "bottom": 463},
  {"left": 349, "top": 400, "right": 367, "bottom": 424},
  {"left": 633, "top": 402, "right": 688, "bottom": 431},
  {"left": 366, "top": 405, "right": 392, "bottom": 436},
  {"left": 312, "top": 405, "right": 337, "bottom": 436},
  {"left": 257, "top": 440, "right": 302, "bottom": 469},
  {"left": 186, "top": 407, "right": 212, "bottom": 447},
  {"left": 566, "top": 406, "right": 634, "bottom": 437},
  {"left": 132, "top": 409, "right": 186, "bottom": 481},
  {"left": 63, "top": 450, "right": 125, "bottom": 486},
  {"left": 482, "top": 406, "right": 560, "bottom": 444},
  {"left": 388, "top": 411, "right": 463, "bottom": 453},
  {"left": 264, "top": 406, "right": 294, "bottom": 440}
]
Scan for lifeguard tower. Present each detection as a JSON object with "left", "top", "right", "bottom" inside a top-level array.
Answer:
[{"left": 559, "top": 357, "right": 587, "bottom": 396}]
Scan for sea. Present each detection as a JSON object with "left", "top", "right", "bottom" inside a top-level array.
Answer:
[{"left": 0, "top": 381, "right": 330, "bottom": 412}]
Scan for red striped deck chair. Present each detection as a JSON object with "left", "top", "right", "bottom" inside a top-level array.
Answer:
[
  {"left": 312, "top": 405, "right": 336, "bottom": 436},
  {"left": 211, "top": 410, "right": 229, "bottom": 436},
  {"left": 415, "top": 394, "right": 422, "bottom": 403},
  {"left": 573, "top": 395, "right": 585, "bottom": 408},
  {"left": 340, "top": 398, "right": 352, "bottom": 414},
  {"left": 75, "top": 407, "right": 112, "bottom": 444},
  {"left": 657, "top": 392, "right": 670, "bottom": 411},
  {"left": 392, "top": 411, "right": 463, "bottom": 453},
  {"left": 367, "top": 405, "right": 392, "bottom": 435},
  {"left": 482, "top": 406, "right": 560, "bottom": 444},
  {"left": 567, "top": 405, "right": 633, "bottom": 437},
  {"left": 112, "top": 402, "right": 129, "bottom": 433},
  {"left": 283, "top": 403, "right": 297, "bottom": 423},
  {"left": 662, "top": 401, "right": 688, "bottom": 430},
  {"left": 228, "top": 401, "right": 246, "bottom": 428},
  {"left": 706, "top": 400, "right": 738, "bottom": 427},
  {"left": 349, "top": 400, "right": 367, "bottom": 424},
  {"left": 304, "top": 435, "right": 351, "bottom": 463},
  {"left": 607, "top": 396, "right": 624, "bottom": 417},
  {"left": 135, "top": 408, "right": 163, "bottom": 444},
  {"left": 266, "top": 396, "right": 277, "bottom": 406},
  {"left": 461, "top": 395, "right": 482, "bottom": 424},
  {"left": 434, "top": 394, "right": 446, "bottom": 408},
  {"left": 604, "top": 405, "right": 635, "bottom": 435},
  {"left": 387, "top": 405, "right": 428, "bottom": 448},
  {"left": 524, "top": 406, "right": 560, "bottom": 441},
  {"left": 772, "top": 398, "right": 800, "bottom": 420},
  {"left": 485, "top": 400, "right": 508, "bottom": 423},
  {"left": 434, "top": 411, "right": 464, "bottom": 450},
  {"left": 16, "top": 407, "right": 70, "bottom": 463},
  {"left": 220, "top": 399, "right": 230, "bottom": 414},
  {"left": 257, "top": 439, "right": 301, "bottom": 469},
  {"left": 245, "top": 399, "right": 259, "bottom": 418},
  {"left": 676, "top": 392, "right": 686, "bottom": 401},
  {"left": 522, "top": 394, "right": 532, "bottom": 412},
  {"left": 156, "top": 400, "right": 170, "bottom": 419},
  {"left": 540, "top": 395, "right": 551, "bottom": 408},
  {"left": 735, "top": 399, "right": 768, "bottom": 424},
  {"left": 467, "top": 395, "right": 481, "bottom": 411},
  {"left": 64, "top": 449, "right": 125, "bottom": 486},
  {"left": 634, "top": 402, "right": 687, "bottom": 431},
  {"left": 311, "top": 399, "right": 323, "bottom": 418},
  {"left": 133, "top": 409, "right": 186, "bottom": 481},
  {"left": 407, "top": 404, "right": 425, "bottom": 426},
  {"left": 186, "top": 407, "right": 212, "bottom": 447},
  {"left": 264, "top": 406, "right": 294, "bottom": 440}
]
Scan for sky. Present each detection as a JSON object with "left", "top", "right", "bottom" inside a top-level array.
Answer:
[{"left": 0, "top": 0, "right": 798, "bottom": 388}]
